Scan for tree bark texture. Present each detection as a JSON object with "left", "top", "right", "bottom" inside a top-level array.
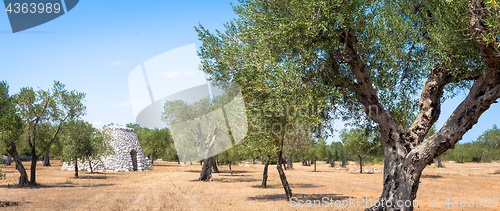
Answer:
[
  {"left": 211, "top": 157, "right": 219, "bottom": 173},
  {"left": 335, "top": 3, "right": 500, "bottom": 209},
  {"left": 199, "top": 157, "right": 212, "bottom": 181},
  {"left": 74, "top": 159, "right": 79, "bottom": 179},
  {"left": 261, "top": 155, "right": 271, "bottom": 188},
  {"left": 43, "top": 152, "right": 50, "bottom": 166},
  {"left": 276, "top": 137, "right": 292, "bottom": 200},
  {"left": 30, "top": 147, "right": 37, "bottom": 184},
  {"left": 6, "top": 146, "right": 29, "bottom": 186}
]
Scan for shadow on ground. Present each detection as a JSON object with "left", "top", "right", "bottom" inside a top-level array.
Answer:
[
  {"left": 77, "top": 175, "right": 109, "bottom": 180},
  {"left": 184, "top": 170, "right": 256, "bottom": 174},
  {"left": 189, "top": 176, "right": 260, "bottom": 183},
  {"left": 421, "top": 175, "right": 443, "bottom": 178},
  {"left": 0, "top": 201, "right": 20, "bottom": 207},
  {"left": 248, "top": 193, "right": 354, "bottom": 202},
  {"left": 251, "top": 183, "right": 325, "bottom": 189},
  {"left": 0, "top": 183, "right": 114, "bottom": 189}
]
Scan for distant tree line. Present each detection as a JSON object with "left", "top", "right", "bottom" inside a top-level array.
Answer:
[{"left": 440, "top": 125, "right": 500, "bottom": 163}]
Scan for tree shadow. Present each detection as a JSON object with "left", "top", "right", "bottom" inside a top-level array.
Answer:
[
  {"left": 216, "top": 170, "right": 256, "bottom": 174},
  {"left": 219, "top": 174, "right": 247, "bottom": 177},
  {"left": 212, "top": 177, "right": 260, "bottom": 183},
  {"left": 248, "top": 193, "right": 353, "bottom": 201},
  {"left": 251, "top": 184, "right": 279, "bottom": 189},
  {"left": 184, "top": 169, "right": 255, "bottom": 174},
  {"left": 189, "top": 176, "right": 260, "bottom": 183},
  {"left": 78, "top": 175, "right": 108, "bottom": 180},
  {"left": 184, "top": 170, "right": 204, "bottom": 173},
  {"left": 37, "top": 183, "right": 115, "bottom": 188},
  {"left": 291, "top": 183, "right": 325, "bottom": 188},
  {"left": 0, "top": 201, "right": 21, "bottom": 207},
  {"left": 251, "top": 183, "right": 325, "bottom": 189},
  {"left": 421, "top": 175, "right": 443, "bottom": 178},
  {"left": 0, "top": 183, "right": 115, "bottom": 189}
]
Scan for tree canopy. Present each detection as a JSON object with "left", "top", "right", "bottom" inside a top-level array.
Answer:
[{"left": 196, "top": 0, "right": 500, "bottom": 209}]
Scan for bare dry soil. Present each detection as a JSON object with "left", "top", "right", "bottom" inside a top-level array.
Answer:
[{"left": 1, "top": 160, "right": 499, "bottom": 210}]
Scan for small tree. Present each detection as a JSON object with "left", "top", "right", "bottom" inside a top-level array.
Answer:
[
  {"left": 86, "top": 128, "right": 112, "bottom": 173},
  {"left": 14, "top": 81, "right": 86, "bottom": 184},
  {"left": 61, "top": 120, "right": 111, "bottom": 178},
  {"left": 325, "top": 143, "right": 337, "bottom": 167},
  {"left": 341, "top": 128, "right": 382, "bottom": 173},
  {"left": 308, "top": 138, "right": 327, "bottom": 172}
]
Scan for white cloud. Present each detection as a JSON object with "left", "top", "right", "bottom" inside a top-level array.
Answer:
[
  {"left": 114, "top": 101, "right": 132, "bottom": 107},
  {"left": 112, "top": 60, "right": 127, "bottom": 66},
  {"left": 162, "top": 70, "right": 181, "bottom": 78}
]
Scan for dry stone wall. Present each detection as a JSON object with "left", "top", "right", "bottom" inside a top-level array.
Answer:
[{"left": 62, "top": 126, "right": 151, "bottom": 172}]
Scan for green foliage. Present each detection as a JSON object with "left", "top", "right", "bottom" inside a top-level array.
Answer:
[
  {"left": 442, "top": 125, "right": 500, "bottom": 162},
  {"left": 14, "top": 81, "right": 87, "bottom": 158},
  {"left": 478, "top": 124, "right": 500, "bottom": 148},
  {"left": 0, "top": 81, "right": 24, "bottom": 155},
  {"left": 304, "top": 138, "right": 328, "bottom": 161},
  {"left": 482, "top": 1, "right": 500, "bottom": 48},
  {"left": 341, "top": 127, "right": 382, "bottom": 162},
  {"left": 127, "top": 124, "right": 174, "bottom": 161},
  {"left": 61, "top": 120, "right": 112, "bottom": 166},
  {"left": 196, "top": 0, "right": 498, "bottom": 133},
  {"left": 223, "top": 142, "right": 244, "bottom": 165}
]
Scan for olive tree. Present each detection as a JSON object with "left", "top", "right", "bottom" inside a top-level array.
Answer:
[
  {"left": 341, "top": 128, "right": 382, "bottom": 173},
  {"left": 14, "top": 81, "right": 86, "bottom": 185},
  {"left": 0, "top": 81, "right": 26, "bottom": 185},
  {"left": 196, "top": 0, "right": 500, "bottom": 209}
]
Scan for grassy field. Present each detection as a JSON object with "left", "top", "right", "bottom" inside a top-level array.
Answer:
[{"left": 1, "top": 160, "right": 499, "bottom": 210}]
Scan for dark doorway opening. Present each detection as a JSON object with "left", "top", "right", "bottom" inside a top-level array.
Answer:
[{"left": 130, "top": 149, "right": 138, "bottom": 171}]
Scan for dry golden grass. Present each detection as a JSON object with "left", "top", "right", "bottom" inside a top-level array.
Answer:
[{"left": 1, "top": 160, "right": 499, "bottom": 210}]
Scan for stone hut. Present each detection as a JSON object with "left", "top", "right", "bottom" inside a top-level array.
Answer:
[{"left": 62, "top": 126, "right": 151, "bottom": 172}]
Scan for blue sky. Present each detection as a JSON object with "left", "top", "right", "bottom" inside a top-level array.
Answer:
[{"left": 1, "top": 1, "right": 498, "bottom": 144}]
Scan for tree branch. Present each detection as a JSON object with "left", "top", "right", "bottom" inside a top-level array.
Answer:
[
  {"left": 409, "top": 0, "right": 500, "bottom": 168},
  {"left": 340, "top": 32, "right": 399, "bottom": 138},
  {"left": 406, "top": 64, "right": 451, "bottom": 148}
]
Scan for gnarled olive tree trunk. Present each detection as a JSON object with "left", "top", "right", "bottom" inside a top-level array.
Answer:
[
  {"left": 336, "top": 3, "right": 500, "bottom": 209},
  {"left": 6, "top": 145, "right": 29, "bottom": 186},
  {"left": 199, "top": 157, "right": 212, "bottom": 181}
]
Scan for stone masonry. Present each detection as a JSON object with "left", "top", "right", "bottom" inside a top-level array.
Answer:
[{"left": 62, "top": 126, "right": 151, "bottom": 172}]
